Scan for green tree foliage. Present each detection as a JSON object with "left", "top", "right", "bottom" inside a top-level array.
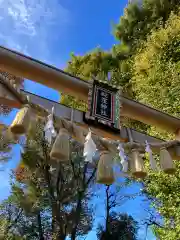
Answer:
[
  {"left": 66, "top": 49, "right": 118, "bottom": 81},
  {"left": 132, "top": 12, "right": 180, "bottom": 239},
  {"left": 96, "top": 185, "right": 139, "bottom": 240},
  {"left": 132, "top": 12, "right": 180, "bottom": 118},
  {"left": 0, "top": 120, "right": 139, "bottom": 240},
  {"left": 0, "top": 126, "right": 16, "bottom": 162},
  {"left": 0, "top": 120, "right": 96, "bottom": 240},
  {"left": 114, "top": 0, "right": 179, "bottom": 49},
  {"left": 62, "top": 47, "right": 133, "bottom": 110},
  {"left": 0, "top": 191, "right": 51, "bottom": 240},
  {"left": 97, "top": 212, "right": 138, "bottom": 240},
  {"left": 66, "top": 47, "right": 133, "bottom": 88}
]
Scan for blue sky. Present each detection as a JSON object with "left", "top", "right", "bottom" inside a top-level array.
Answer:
[{"left": 0, "top": 0, "right": 156, "bottom": 239}]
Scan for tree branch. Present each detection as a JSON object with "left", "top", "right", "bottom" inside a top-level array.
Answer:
[
  {"left": 5, "top": 208, "right": 23, "bottom": 236},
  {"left": 37, "top": 211, "right": 44, "bottom": 240}
]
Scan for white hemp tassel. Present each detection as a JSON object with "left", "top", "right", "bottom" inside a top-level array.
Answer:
[
  {"left": 44, "top": 107, "right": 57, "bottom": 144},
  {"left": 83, "top": 130, "right": 97, "bottom": 162},
  {"left": 117, "top": 144, "right": 128, "bottom": 172},
  {"left": 145, "top": 140, "right": 157, "bottom": 170}
]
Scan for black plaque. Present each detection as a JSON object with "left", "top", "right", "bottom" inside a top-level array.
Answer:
[
  {"left": 85, "top": 79, "right": 121, "bottom": 129},
  {"left": 92, "top": 85, "right": 114, "bottom": 122}
]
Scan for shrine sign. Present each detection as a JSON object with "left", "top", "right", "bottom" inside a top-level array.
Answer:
[{"left": 85, "top": 79, "right": 121, "bottom": 130}]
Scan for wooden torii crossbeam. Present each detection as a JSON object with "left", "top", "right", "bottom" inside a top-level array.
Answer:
[{"left": 0, "top": 45, "right": 180, "bottom": 160}]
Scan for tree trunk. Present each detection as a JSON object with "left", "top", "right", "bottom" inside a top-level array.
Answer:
[
  {"left": 71, "top": 191, "right": 83, "bottom": 240},
  {"left": 52, "top": 201, "right": 66, "bottom": 240},
  {"left": 37, "top": 212, "right": 44, "bottom": 240},
  {"left": 105, "top": 186, "right": 110, "bottom": 240}
]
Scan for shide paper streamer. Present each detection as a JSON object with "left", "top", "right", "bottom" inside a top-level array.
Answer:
[
  {"left": 83, "top": 130, "right": 97, "bottom": 163},
  {"left": 117, "top": 143, "right": 128, "bottom": 172},
  {"left": 44, "top": 107, "right": 57, "bottom": 144}
]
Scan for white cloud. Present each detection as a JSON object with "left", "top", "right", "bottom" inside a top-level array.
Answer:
[{"left": 0, "top": 0, "right": 70, "bottom": 61}]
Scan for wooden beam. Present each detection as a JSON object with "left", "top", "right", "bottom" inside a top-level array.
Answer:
[
  {"left": 0, "top": 46, "right": 180, "bottom": 133},
  {"left": 0, "top": 83, "right": 21, "bottom": 109},
  {"left": 1, "top": 80, "right": 163, "bottom": 145},
  {"left": 0, "top": 46, "right": 88, "bottom": 100},
  {"left": 2, "top": 89, "right": 180, "bottom": 160},
  {"left": 122, "top": 97, "right": 180, "bottom": 133},
  {"left": 22, "top": 90, "right": 163, "bottom": 145}
]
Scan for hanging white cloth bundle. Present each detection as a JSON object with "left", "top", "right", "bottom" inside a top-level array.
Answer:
[
  {"left": 83, "top": 130, "right": 97, "bottom": 162},
  {"left": 145, "top": 140, "right": 158, "bottom": 170},
  {"left": 117, "top": 144, "right": 128, "bottom": 172},
  {"left": 44, "top": 107, "right": 57, "bottom": 144}
]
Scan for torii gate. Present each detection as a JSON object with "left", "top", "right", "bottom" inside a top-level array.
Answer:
[{"left": 1, "top": 45, "right": 180, "bottom": 161}]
